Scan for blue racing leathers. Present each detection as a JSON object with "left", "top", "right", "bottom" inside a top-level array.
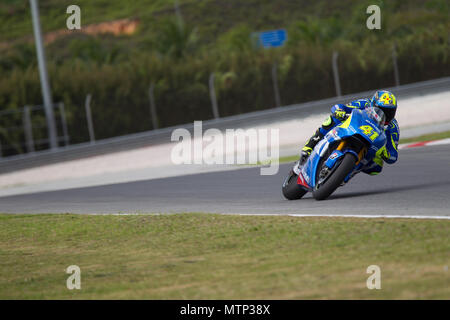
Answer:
[{"left": 318, "top": 98, "right": 399, "bottom": 175}]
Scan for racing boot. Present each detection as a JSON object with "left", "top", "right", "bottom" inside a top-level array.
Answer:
[{"left": 299, "top": 129, "right": 324, "bottom": 165}]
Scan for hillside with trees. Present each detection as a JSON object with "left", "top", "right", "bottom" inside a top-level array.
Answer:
[{"left": 0, "top": 0, "right": 449, "bottom": 155}]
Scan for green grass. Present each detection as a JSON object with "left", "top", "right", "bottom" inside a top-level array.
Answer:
[
  {"left": 399, "top": 130, "right": 450, "bottom": 144},
  {"left": 278, "top": 155, "right": 300, "bottom": 164},
  {"left": 0, "top": 213, "right": 448, "bottom": 299}
]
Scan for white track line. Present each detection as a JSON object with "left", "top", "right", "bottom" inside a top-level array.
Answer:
[
  {"left": 90, "top": 212, "right": 450, "bottom": 220},
  {"left": 237, "top": 213, "right": 450, "bottom": 220}
]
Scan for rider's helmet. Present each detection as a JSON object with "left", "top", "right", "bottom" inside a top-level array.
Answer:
[{"left": 370, "top": 90, "right": 397, "bottom": 125}]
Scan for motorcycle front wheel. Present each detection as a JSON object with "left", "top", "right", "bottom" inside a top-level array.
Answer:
[{"left": 312, "top": 153, "right": 356, "bottom": 201}]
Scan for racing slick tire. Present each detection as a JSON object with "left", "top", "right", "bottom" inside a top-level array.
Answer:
[
  {"left": 312, "top": 153, "right": 357, "bottom": 201},
  {"left": 282, "top": 168, "right": 308, "bottom": 200}
]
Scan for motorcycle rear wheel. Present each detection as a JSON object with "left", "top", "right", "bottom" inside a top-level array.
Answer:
[{"left": 312, "top": 153, "right": 356, "bottom": 201}]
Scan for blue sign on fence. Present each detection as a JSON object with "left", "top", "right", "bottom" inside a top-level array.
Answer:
[{"left": 256, "top": 29, "right": 287, "bottom": 48}]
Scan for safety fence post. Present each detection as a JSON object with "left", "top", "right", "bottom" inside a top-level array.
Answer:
[
  {"left": 392, "top": 43, "right": 400, "bottom": 87},
  {"left": 85, "top": 94, "right": 95, "bottom": 144},
  {"left": 148, "top": 83, "right": 159, "bottom": 130},
  {"left": 22, "top": 105, "right": 35, "bottom": 153},
  {"left": 209, "top": 73, "right": 220, "bottom": 119},
  {"left": 332, "top": 51, "right": 342, "bottom": 97},
  {"left": 58, "top": 102, "right": 70, "bottom": 146},
  {"left": 272, "top": 61, "right": 281, "bottom": 108}
]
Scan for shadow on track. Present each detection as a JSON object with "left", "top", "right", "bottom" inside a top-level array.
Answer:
[{"left": 329, "top": 180, "right": 450, "bottom": 200}]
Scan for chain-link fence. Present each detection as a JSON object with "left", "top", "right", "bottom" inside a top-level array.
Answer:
[{"left": 0, "top": 103, "right": 69, "bottom": 157}]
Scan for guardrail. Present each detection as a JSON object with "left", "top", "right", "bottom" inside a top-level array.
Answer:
[{"left": 0, "top": 76, "right": 449, "bottom": 174}]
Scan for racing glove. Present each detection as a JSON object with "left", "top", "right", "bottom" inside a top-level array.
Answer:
[{"left": 333, "top": 109, "right": 348, "bottom": 121}]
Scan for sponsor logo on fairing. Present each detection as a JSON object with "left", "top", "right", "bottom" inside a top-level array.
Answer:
[{"left": 330, "top": 152, "right": 338, "bottom": 160}]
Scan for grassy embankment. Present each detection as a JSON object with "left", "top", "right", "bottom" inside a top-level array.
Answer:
[{"left": 0, "top": 213, "right": 448, "bottom": 299}]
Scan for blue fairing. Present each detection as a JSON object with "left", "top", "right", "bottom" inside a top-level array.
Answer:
[{"left": 300, "top": 109, "right": 386, "bottom": 189}]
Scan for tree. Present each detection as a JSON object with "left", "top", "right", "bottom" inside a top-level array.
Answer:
[{"left": 157, "top": 18, "right": 198, "bottom": 59}]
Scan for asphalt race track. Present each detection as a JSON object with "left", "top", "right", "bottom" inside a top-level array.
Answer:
[{"left": 1, "top": 144, "right": 450, "bottom": 216}]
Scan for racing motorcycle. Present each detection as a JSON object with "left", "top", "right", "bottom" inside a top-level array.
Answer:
[{"left": 282, "top": 106, "right": 387, "bottom": 200}]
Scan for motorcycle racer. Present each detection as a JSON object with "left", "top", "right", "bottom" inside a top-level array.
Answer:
[{"left": 299, "top": 90, "right": 400, "bottom": 175}]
